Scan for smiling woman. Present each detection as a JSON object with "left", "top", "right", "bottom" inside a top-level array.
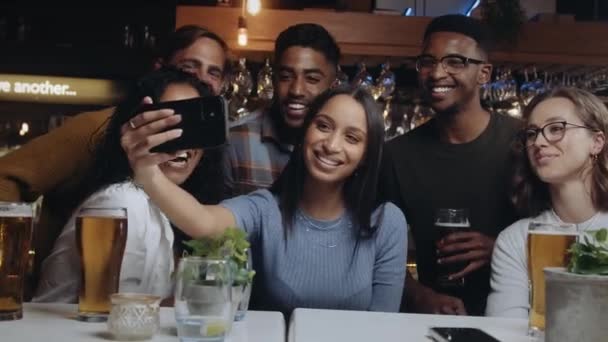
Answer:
[
  {"left": 120, "top": 85, "right": 408, "bottom": 315},
  {"left": 486, "top": 87, "right": 608, "bottom": 318},
  {"left": 33, "top": 67, "right": 225, "bottom": 303},
  {"left": 273, "top": 87, "right": 386, "bottom": 240},
  {"left": 302, "top": 94, "right": 368, "bottom": 193}
]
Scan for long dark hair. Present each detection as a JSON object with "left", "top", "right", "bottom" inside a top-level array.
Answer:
[
  {"left": 75, "top": 68, "right": 225, "bottom": 249},
  {"left": 511, "top": 87, "right": 608, "bottom": 217},
  {"left": 271, "top": 86, "right": 385, "bottom": 239}
]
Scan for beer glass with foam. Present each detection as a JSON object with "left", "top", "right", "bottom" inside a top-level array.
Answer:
[
  {"left": 435, "top": 208, "right": 471, "bottom": 288},
  {"left": 527, "top": 221, "right": 577, "bottom": 338},
  {"left": 0, "top": 202, "right": 34, "bottom": 321},
  {"left": 76, "top": 207, "right": 127, "bottom": 322}
]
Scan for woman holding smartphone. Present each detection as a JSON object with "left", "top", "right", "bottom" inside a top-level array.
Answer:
[
  {"left": 121, "top": 86, "right": 407, "bottom": 314},
  {"left": 34, "top": 68, "right": 224, "bottom": 302}
]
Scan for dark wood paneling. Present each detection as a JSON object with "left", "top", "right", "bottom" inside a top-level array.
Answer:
[{"left": 176, "top": 6, "right": 608, "bottom": 66}]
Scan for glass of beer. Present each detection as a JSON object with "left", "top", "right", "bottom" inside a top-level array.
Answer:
[
  {"left": 0, "top": 202, "right": 34, "bottom": 321},
  {"left": 527, "top": 221, "right": 578, "bottom": 339},
  {"left": 76, "top": 207, "right": 127, "bottom": 322},
  {"left": 435, "top": 208, "right": 471, "bottom": 288}
]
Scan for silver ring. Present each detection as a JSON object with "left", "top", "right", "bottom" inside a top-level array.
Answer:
[{"left": 129, "top": 120, "right": 136, "bottom": 129}]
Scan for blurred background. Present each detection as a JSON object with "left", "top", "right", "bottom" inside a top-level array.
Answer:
[{"left": 0, "top": 0, "right": 606, "bottom": 151}]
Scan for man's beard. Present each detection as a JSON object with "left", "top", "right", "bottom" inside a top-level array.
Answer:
[{"left": 434, "top": 103, "right": 459, "bottom": 117}]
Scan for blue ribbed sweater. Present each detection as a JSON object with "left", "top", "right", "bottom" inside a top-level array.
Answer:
[{"left": 221, "top": 189, "right": 407, "bottom": 315}]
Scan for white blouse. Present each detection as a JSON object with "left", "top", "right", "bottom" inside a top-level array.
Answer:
[
  {"left": 34, "top": 182, "right": 175, "bottom": 302},
  {"left": 486, "top": 210, "right": 608, "bottom": 318}
]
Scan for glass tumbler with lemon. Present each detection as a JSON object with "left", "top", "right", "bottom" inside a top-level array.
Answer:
[{"left": 175, "top": 257, "right": 234, "bottom": 342}]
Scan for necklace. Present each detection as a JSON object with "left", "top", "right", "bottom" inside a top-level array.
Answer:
[
  {"left": 297, "top": 211, "right": 344, "bottom": 230},
  {"left": 296, "top": 210, "right": 352, "bottom": 248}
]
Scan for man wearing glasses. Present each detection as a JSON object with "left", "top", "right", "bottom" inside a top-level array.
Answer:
[{"left": 379, "top": 15, "right": 522, "bottom": 316}]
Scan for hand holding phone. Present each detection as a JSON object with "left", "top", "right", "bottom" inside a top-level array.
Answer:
[
  {"left": 428, "top": 327, "right": 501, "bottom": 342},
  {"left": 137, "top": 96, "right": 228, "bottom": 153}
]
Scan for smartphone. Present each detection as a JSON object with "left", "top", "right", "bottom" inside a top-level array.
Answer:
[
  {"left": 428, "top": 327, "right": 501, "bottom": 342},
  {"left": 138, "top": 96, "right": 228, "bottom": 153}
]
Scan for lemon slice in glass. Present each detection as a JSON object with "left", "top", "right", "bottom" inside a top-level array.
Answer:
[{"left": 202, "top": 320, "right": 227, "bottom": 337}]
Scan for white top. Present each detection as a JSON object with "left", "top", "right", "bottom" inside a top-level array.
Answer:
[
  {"left": 288, "top": 308, "right": 529, "bottom": 342},
  {"left": 485, "top": 209, "right": 608, "bottom": 318},
  {"left": 5, "top": 303, "right": 285, "bottom": 342},
  {"left": 34, "top": 182, "right": 175, "bottom": 302}
]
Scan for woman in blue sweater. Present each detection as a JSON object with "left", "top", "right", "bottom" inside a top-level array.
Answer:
[{"left": 121, "top": 86, "right": 407, "bottom": 314}]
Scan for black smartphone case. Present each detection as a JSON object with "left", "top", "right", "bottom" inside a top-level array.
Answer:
[{"left": 139, "top": 96, "right": 228, "bottom": 153}]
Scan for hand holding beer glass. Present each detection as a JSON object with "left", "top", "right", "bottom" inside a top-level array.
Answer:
[
  {"left": 0, "top": 202, "right": 34, "bottom": 321},
  {"left": 527, "top": 221, "right": 577, "bottom": 339},
  {"left": 76, "top": 207, "right": 127, "bottom": 322},
  {"left": 435, "top": 208, "right": 471, "bottom": 288}
]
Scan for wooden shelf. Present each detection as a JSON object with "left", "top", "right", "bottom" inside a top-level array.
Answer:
[
  {"left": 176, "top": 6, "right": 608, "bottom": 66},
  {"left": 177, "top": 6, "right": 426, "bottom": 65}
]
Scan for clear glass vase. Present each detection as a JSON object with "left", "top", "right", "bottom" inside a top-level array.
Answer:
[
  {"left": 233, "top": 253, "right": 253, "bottom": 321},
  {"left": 174, "top": 257, "right": 234, "bottom": 342},
  {"left": 234, "top": 282, "right": 251, "bottom": 321}
]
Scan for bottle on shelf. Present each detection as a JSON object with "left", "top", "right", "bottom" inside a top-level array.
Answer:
[
  {"left": 122, "top": 25, "right": 134, "bottom": 48},
  {"left": 141, "top": 25, "right": 156, "bottom": 48}
]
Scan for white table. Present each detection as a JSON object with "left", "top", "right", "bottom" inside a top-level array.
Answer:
[
  {"left": 2, "top": 303, "right": 285, "bottom": 342},
  {"left": 288, "top": 308, "right": 530, "bottom": 342}
]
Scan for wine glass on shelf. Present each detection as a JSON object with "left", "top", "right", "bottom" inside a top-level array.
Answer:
[
  {"left": 519, "top": 67, "right": 546, "bottom": 107},
  {"left": 335, "top": 65, "right": 349, "bottom": 87},
  {"left": 409, "top": 102, "right": 434, "bottom": 131},
  {"left": 351, "top": 62, "right": 374, "bottom": 94},
  {"left": 256, "top": 57, "right": 274, "bottom": 102},
  {"left": 229, "top": 58, "right": 253, "bottom": 122},
  {"left": 375, "top": 60, "right": 396, "bottom": 100},
  {"left": 375, "top": 60, "right": 397, "bottom": 132}
]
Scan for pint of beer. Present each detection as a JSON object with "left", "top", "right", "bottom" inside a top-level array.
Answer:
[
  {"left": 435, "top": 208, "right": 471, "bottom": 288},
  {"left": 527, "top": 222, "right": 577, "bottom": 338},
  {"left": 76, "top": 207, "right": 127, "bottom": 322},
  {"left": 0, "top": 202, "right": 34, "bottom": 321}
]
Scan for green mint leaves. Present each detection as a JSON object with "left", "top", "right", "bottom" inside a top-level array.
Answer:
[
  {"left": 568, "top": 228, "right": 608, "bottom": 275},
  {"left": 184, "top": 227, "right": 256, "bottom": 285}
]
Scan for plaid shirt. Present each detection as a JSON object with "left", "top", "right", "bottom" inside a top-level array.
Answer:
[{"left": 223, "top": 109, "right": 293, "bottom": 197}]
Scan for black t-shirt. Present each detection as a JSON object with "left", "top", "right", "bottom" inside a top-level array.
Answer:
[{"left": 379, "top": 112, "right": 522, "bottom": 315}]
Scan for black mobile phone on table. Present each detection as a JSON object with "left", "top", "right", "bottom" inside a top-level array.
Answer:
[
  {"left": 428, "top": 327, "right": 501, "bottom": 342},
  {"left": 138, "top": 96, "right": 228, "bottom": 153}
]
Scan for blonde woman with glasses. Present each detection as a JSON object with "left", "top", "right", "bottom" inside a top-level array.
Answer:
[{"left": 486, "top": 87, "right": 608, "bottom": 318}]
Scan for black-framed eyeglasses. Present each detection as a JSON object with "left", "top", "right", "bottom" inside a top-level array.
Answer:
[
  {"left": 415, "top": 54, "right": 485, "bottom": 74},
  {"left": 522, "top": 121, "right": 598, "bottom": 147}
]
